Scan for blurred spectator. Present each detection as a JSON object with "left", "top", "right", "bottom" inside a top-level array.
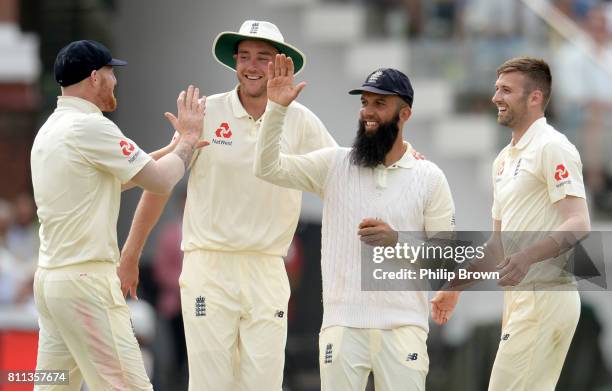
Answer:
[
  {"left": 554, "top": 3, "right": 612, "bottom": 211},
  {"left": 7, "top": 193, "right": 39, "bottom": 264},
  {"left": 361, "top": 0, "right": 424, "bottom": 38},
  {"left": 462, "top": 0, "right": 521, "bottom": 38},
  {"left": 0, "top": 199, "right": 18, "bottom": 305},
  {"left": 152, "top": 191, "right": 187, "bottom": 390},
  {"left": 555, "top": 0, "right": 600, "bottom": 21},
  {"left": 6, "top": 193, "right": 39, "bottom": 304}
]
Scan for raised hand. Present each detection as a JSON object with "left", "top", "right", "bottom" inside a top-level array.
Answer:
[
  {"left": 165, "top": 85, "right": 206, "bottom": 142},
  {"left": 267, "top": 54, "right": 307, "bottom": 107}
]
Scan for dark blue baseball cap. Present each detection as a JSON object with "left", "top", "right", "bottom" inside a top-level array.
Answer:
[
  {"left": 349, "top": 68, "right": 414, "bottom": 108},
  {"left": 54, "top": 40, "right": 127, "bottom": 87}
]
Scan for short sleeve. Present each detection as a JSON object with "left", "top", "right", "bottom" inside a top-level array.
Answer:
[
  {"left": 540, "top": 140, "right": 585, "bottom": 203},
  {"left": 72, "top": 115, "right": 152, "bottom": 183},
  {"left": 424, "top": 167, "right": 456, "bottom": 234}
]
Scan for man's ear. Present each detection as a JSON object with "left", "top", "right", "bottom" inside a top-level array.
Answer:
[
  {"left": 529, "top": 90, "right": 544, "bottom": 109},
  {"left": 89, "top": 69, "right": 98, "bottom": 85},
  {"left": 399, "top": 105, "right": 412, "bottom": 122}
]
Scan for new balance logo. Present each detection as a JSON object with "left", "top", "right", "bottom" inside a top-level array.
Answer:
[
  {"left": 324, "top": 343, "right": 333, "bottom": 364},
  {"left": 502, "top": 333, "right": 510, "bottom": 341},
  {"left": 275, "top": 310, "right": 284, "bottom": 318},
  {"left": 195, "top": 296, "right": 206, "bottom": 317},
  {"left": 406, "top": 353, "right": 418, "bottom": 361}
]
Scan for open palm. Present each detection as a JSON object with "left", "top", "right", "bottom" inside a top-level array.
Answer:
[{"left": 267, "top": 54, "right": 306, "bottom": 106}]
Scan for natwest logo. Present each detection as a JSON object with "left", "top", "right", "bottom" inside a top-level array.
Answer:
[
  {"left": 120, "top": 140, "right": 135, "bottom": 156},
  {"left": 215, "top": 122, "right": 232, "bottom": 139},
  {"left": 213, "top": 122, "right": 233, "bottom": 146},
  {"left": 554, "top": 164, "right": 569, "bottom": 181}
]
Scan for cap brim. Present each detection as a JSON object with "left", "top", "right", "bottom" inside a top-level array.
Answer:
[
  {"left": 109, "top": 58, "right": 127, "bottom": 66},
  {"left": 212, "top": 32, "right": 305, "bottom": 75},
  {"left": 348, "top": 86, "right": 397, "bottom": 96}
]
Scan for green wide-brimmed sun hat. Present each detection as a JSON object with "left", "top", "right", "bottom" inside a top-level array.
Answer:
[{"left": 212, "top": 20, "right": 305, "bottom": 75}]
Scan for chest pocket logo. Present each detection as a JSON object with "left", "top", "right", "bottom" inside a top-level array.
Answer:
[{"left": 215, "top": 122, "right": 232, "bottom": 139}]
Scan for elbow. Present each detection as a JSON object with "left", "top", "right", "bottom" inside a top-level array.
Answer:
[
  {"left": 138, "top": 174, "right": 174, "bottom": 195},
  {"left": 149, "top": 177, "right": 174, "bottom": 195},
  {"left": 253, "top": 159, "right": 274, "bottom": 181}
]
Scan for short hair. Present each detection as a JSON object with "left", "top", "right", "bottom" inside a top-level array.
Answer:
[{"left": 496, "top": 57, "right": 552, "bottom": 110}]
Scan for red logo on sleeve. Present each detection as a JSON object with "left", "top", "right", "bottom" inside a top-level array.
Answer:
[
  {"left": 215, "top": 122, "right": 232, "bottom": 139},
  {"left": 120, "top": 140, "right": 135, "bottom": 156},
  {"left": 554, "top": 164, "right": 569, "bottom": 181}
]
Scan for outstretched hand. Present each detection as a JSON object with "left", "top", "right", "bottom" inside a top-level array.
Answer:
[
  {"left": 267, "top": 54, "right": 307, "bottom": 107},
  {"left": 164, "top": 85, "right": 206, "bottom": 141}
]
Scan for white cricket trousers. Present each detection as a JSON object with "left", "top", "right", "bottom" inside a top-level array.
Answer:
[
  {"left": 180, "top": 250, "right": 290, "bottom": 391},
  {"left": 33, "top": 261, "right": 152, "bottom": 391},
  {"left": 488, "top": 286, "right": 580, "bottom": 391},
  {"left": 319, "top": 325, "right": 429, "bottom": 391}
]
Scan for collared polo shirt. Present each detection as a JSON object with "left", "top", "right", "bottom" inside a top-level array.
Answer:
[
  {"left": 491, "top": 117, "right": 585, "bottom": 283},
  {"left": 182, "top": 88, "right": 337, "bottom": 256},
  {"left": 31, "top": 96, "right": 151, "bottom": 268}
]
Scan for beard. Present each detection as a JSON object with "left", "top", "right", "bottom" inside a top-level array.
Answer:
[
  {"left": 99, "top": 78, "right": 117, "bottom": 112},
  {"left": 497, "top": 98, "right": 527, "bottom": 128},
  {"left": 350, "top": 113, "right": 401, "bottom": 168}
]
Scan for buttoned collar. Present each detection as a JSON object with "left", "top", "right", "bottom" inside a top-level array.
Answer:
[
  {"left": 510, "top": 117, "right": 546, "bottom": 151},
  {"left": 229, "top": 86, "right": 250, "bottom": 119},
  {"left": 375, "top": 142, "right": 415, "bottom": 170},
  {"left": 56, "top": 96, "right": 101, "bottom": 114}
]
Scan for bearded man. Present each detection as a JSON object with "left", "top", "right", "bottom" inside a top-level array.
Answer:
[{"left": 254, "top": 55, "right": 456, "bottom": 391}]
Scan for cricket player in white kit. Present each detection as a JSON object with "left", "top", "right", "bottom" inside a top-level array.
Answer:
[
  {"left": 31, "top": 40, "right": 205, "bottom": 390},
  {"left": 254, "top": 55, "right": 455, "bottom": 390},
  {"left": 431, "top": 57, "right": 591, "bottom": 391},
  {"left": 119, "top": 21, "right": 336, "bottom": 390}
]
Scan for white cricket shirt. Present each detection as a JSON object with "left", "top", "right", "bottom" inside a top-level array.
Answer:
[
  {"left": 492, "top": 117, "right": 586, "bottom": 284},
  {"left": 31, "top": 96, "right": 151, "bottom": 268},
  {"left": 182, "top": 87, "right": 337, "bottom": 256},
  {"left": 256, "top": 102, "right": 456, "bottom": 331}
]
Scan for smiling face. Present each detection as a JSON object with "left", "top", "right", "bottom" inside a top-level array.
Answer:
[
  {"left": 350, "top": 92, "right": 410, "bottom": 167},
  {"left": 359, "top": 92, "right": 405, "bottom": 133},
  {"left": 492, "top": 71, "right": 530, "bottom": 130},
  {"left": 234, "top": 40, "right": 279, "bottom": 99}
]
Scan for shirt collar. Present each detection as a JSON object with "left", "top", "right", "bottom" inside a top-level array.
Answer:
[
  {"left": 56, "top": 96, "right": 101, "bottom": 114},
  {"left": 376, "top": 142, "right": 415, "bottom": 170},
  {"left": 511, "top": 117, "right": 546, "bottom": 150},
  {"left": 229, "top": 86, "right": 250, "bottom": 119}
]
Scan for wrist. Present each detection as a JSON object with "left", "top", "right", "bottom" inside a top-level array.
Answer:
[{"left": 179, "top": 132, "right": 199, "bottom": 146}]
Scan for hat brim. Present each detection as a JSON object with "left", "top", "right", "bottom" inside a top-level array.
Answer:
[
  {"left": 212, "top": 32, "right": 305, "bottom": 75},
  {"left": 109, "top": 58, "right": 127, "bottom": 66},
  {"left": 348, "top": 86, "right": 397, "bottom": 96}
]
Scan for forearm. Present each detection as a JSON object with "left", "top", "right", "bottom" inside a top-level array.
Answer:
[
  {"left": 254, "top": 101, "right": 330, "bottom": 193},
  {"left": 522, "top": 214, "right": 590, "bottom": 264},
  {"left": 131, "top": 135, "right": 197, "bottom": 194},
  {"left": 122, "top": 192, "right": 171, "bottom": 264},
  {"left": 122, "top": 143, "right": 176, "bottom": 192},
  {"left": 254, "top": 101, "right": 288, "bottom": 181}
]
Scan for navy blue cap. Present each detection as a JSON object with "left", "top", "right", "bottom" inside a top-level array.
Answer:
[
  {"left": 349, "top": 68, "right": 414, "bottom": 107},
  {"left": 54, "top": 40, "right": 127, "bottom": 87}
]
